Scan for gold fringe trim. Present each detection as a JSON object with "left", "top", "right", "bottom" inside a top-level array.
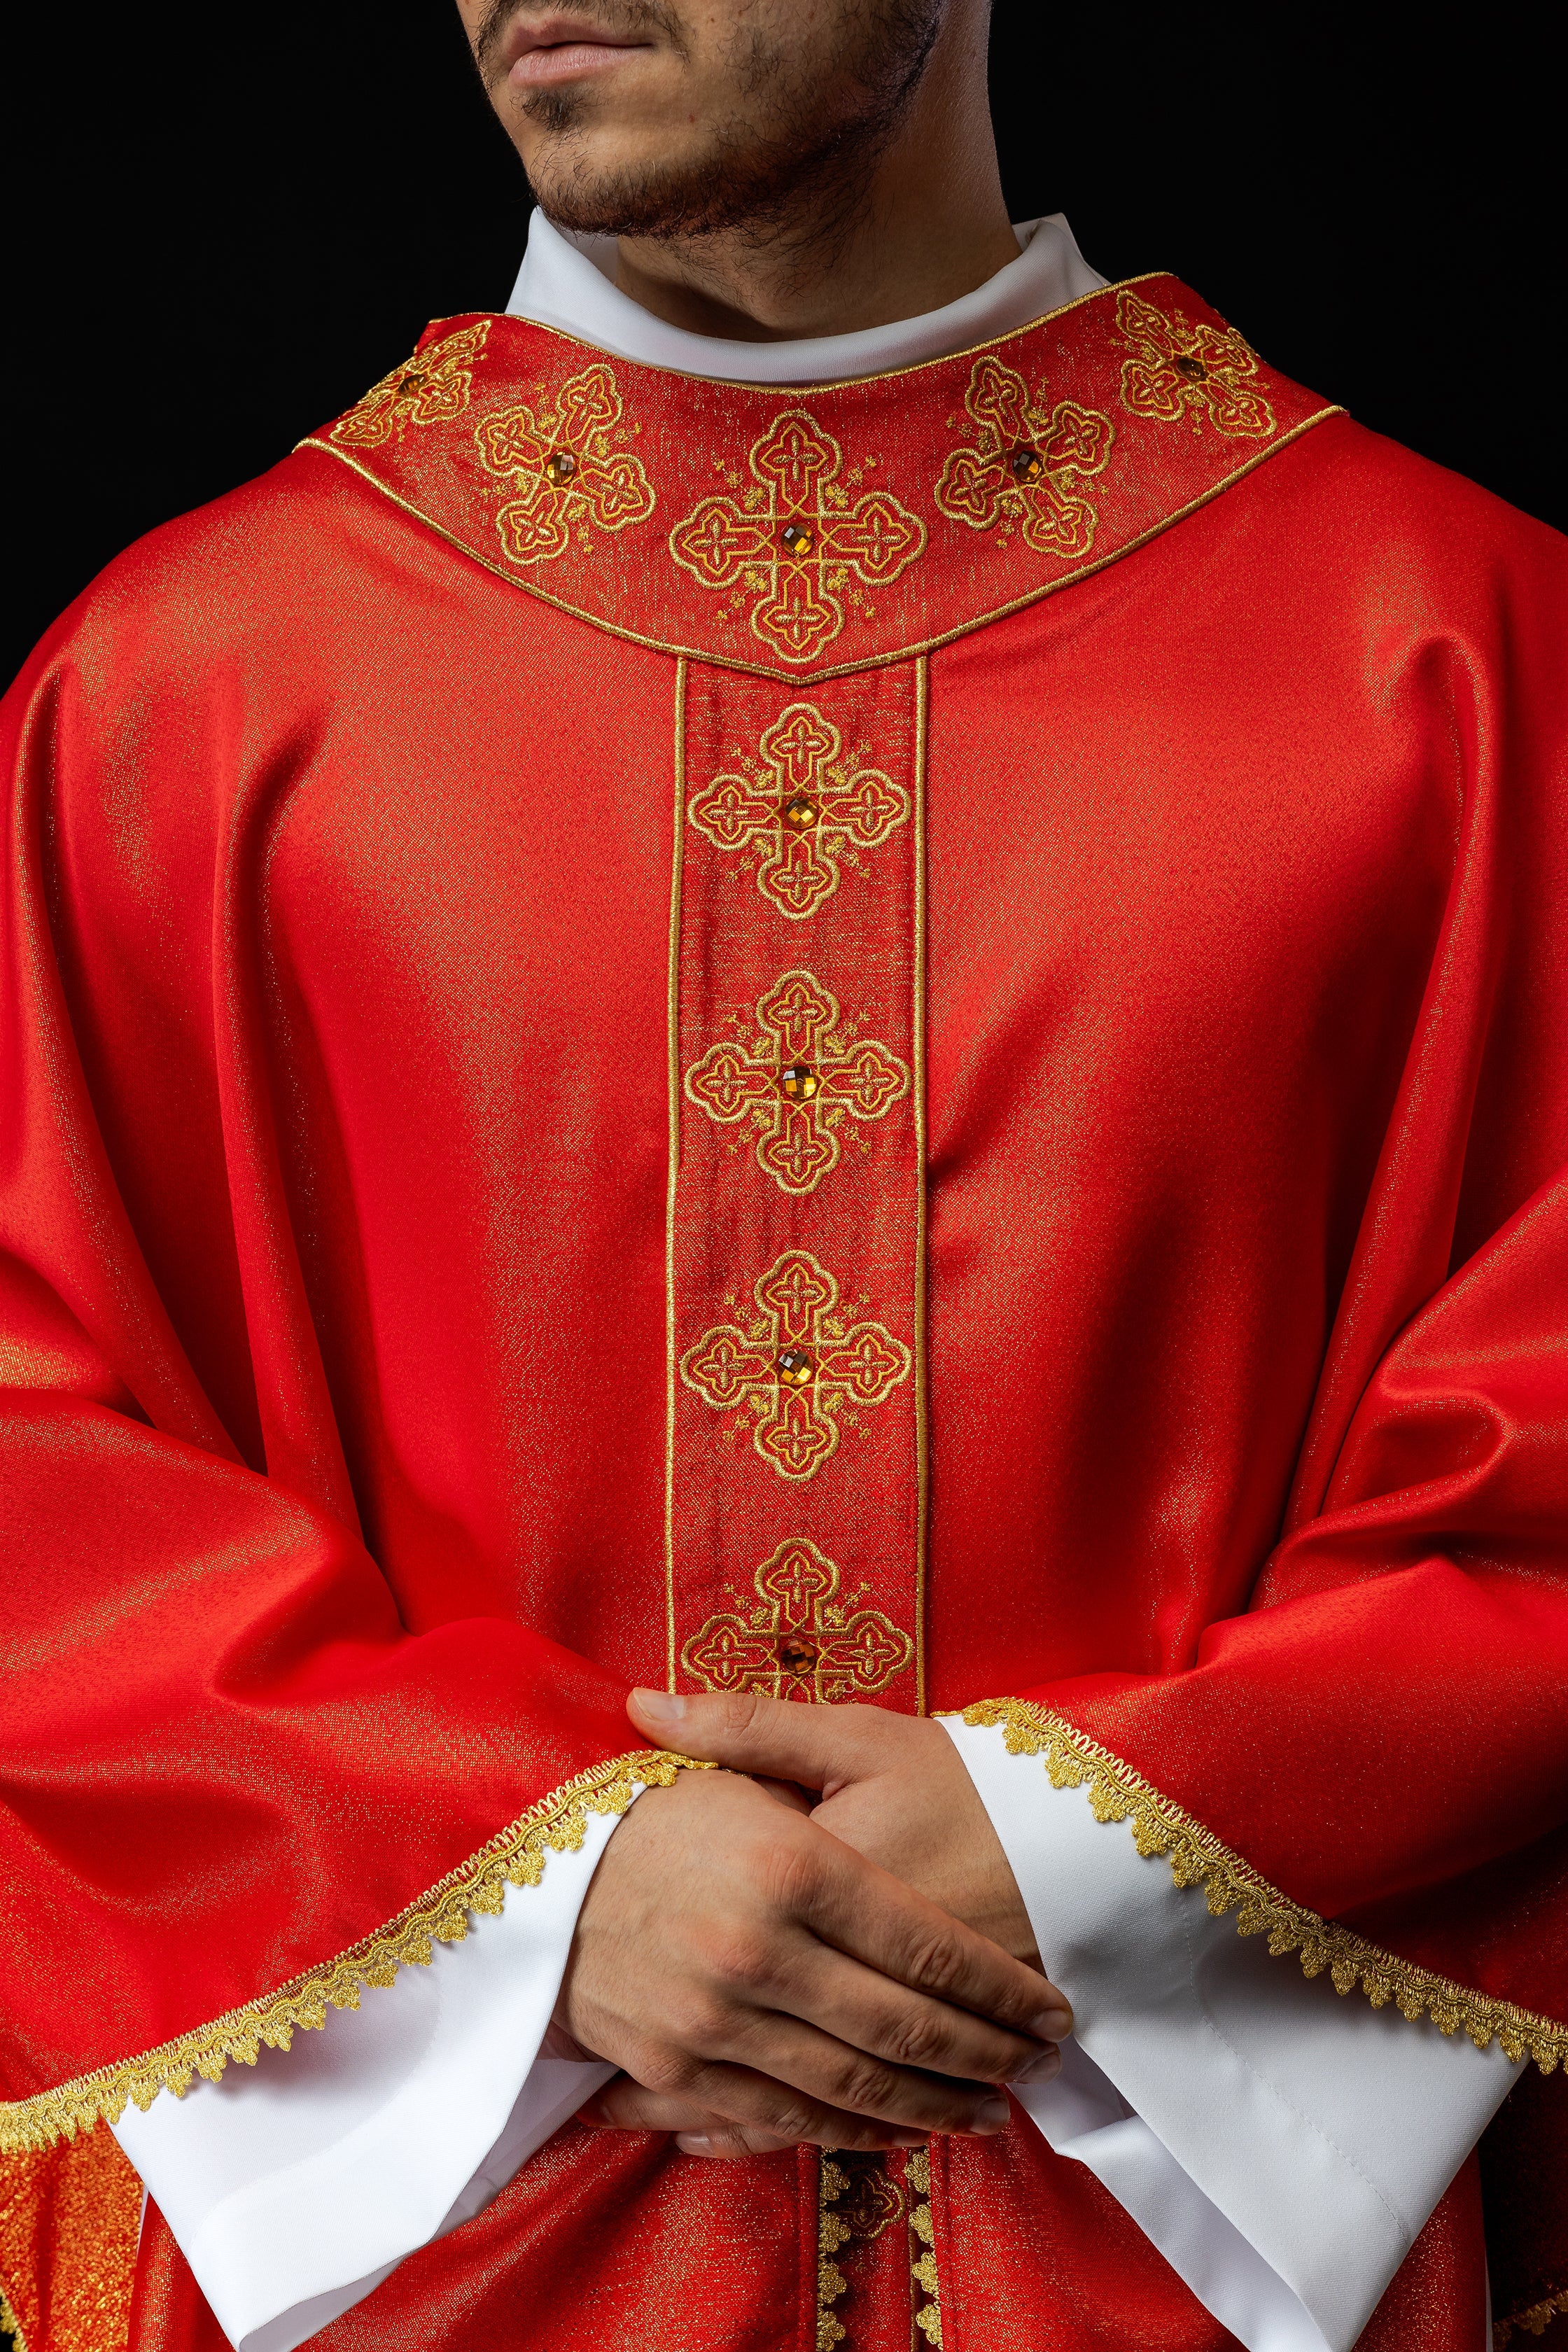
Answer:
[
  {"left": 1497, "top": 2287, "right": 1568, "bottom": 2345},
  {"left": 0, "top": 1750, "right": 705, "bottom": 2155},
  {"left": 816, "top": 2155, "right": 849, "bottom": 2350},
  {"left": 960, "top": 1701, "right": 1568, "bottom": 2074},
  {"left": 906, "top": 2146, "right": 944, "bottom": 2347}
]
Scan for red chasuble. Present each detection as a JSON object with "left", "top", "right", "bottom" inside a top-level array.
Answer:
[{"left": 3, "top": 276, "right": 1567, "bottom": 2352}]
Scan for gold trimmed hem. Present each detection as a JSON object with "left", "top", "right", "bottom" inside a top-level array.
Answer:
[
  {"left": 958, "top": 1700, "right": 1568, "bottom": 2074},
  {"left": 0, "top": 1749, "right": 705, "bottom": 2155},
  {"left": 295, "top": 407, "right": 1343, "bottom": 689},
  {"left": 1496, "top": 2285, "right": 1568, "bottom": 2345}
]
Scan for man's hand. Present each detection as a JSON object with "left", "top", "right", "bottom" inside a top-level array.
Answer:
[
  {"left": 630, "top": 1688, "right": 1044, "bottom": 1963},
  {"left": 561, "top": 1756, "right": 1068, "bottom": 2162}
]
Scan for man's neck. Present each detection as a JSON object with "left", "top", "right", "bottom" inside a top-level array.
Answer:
[{"left": 608, "top": 13, "right": 1017, "bottom": 344}]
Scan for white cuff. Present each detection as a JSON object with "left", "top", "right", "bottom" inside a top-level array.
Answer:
[
  {"left": 942, "top": 1714, "right": 1519, "bottom": 2352},
  {"left": 113, "top": 1791, "right": 640, "bottom": 2351}
]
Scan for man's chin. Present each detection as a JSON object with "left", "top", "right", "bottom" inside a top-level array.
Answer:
[
  {"left": 526, "top": 136, "right": 846, "bottom": 244},
  {"left": 525, "top": 158, "right": 710, "bottom": 241}
]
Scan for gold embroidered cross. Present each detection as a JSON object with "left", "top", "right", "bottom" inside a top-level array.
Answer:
[
  {"left": 681, "top": 1538, "right": 912, "bottom": 1702},
  {"left": 685, "top": 969, "right": 909, "bottom": 1196},
  {"left": 475, "top": 362, "right": 654, "bottom": 566},
  {"left": 1116, "top": 289, "right": 1275, "bottom": 438},
  {"left": 936, "top": 354, "right": 1114, "bottom": 559},
  {"left": 687, "top": 701, "right": 909, "bottom": 921},
  {"left": 680, "top": 1250, "right": 910, "bottom": 1482},
  {"left": 669, "top": 408, "right": 925, "bottom": 664},
  {"left": 332, "top": 321, "right": 491, "bottom": 449}
]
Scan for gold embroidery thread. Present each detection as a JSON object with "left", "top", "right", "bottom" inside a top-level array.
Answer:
[
  {"left": 687, "top": 701, "right": 909, "bottom": 921},
  {"left": 816, "top": 2150, "right": 913, "bottom": 2350},
  {"left": 818, "top": 2154, "right": 850, "bottom": 2350},
  {"left": 475, "top": 361, "right": 654, "bottom": 565},
  {"left": 682, "top": 1538, "right": 913, "bottom": 1702},
  {"left": 685, "top": 968, "right": 909, "bottom": 1196},
  {"left": 1494, "top": 2284, "right": 1568, "bottom": 2345},
  {"left": 330, "top": 321, "right": 491, "bottom": 449},
  {"left": 1116, "top": 288, "right": 1275, "bottom": 439},
  {"left": 306, "top": 402, "right": 1340, "bottom": 685},
  {"left": 680, "top": 1250, "right": 911, "bottom": 1483},
  {"left": 906, "top": 2146, "right": 944, "bottom": 2347},
  {"left": 0, "top": 1751, "right": 708, "bottom": 2154},
  {"left": 670, "top": 409, "right": 925, "bottom": 664},
  {"left": 936, "top": 354, "right": 1114, "bottom": 558},
  {"left": 962, "top": 1699, "right": 1568, "bottom": 2072}
]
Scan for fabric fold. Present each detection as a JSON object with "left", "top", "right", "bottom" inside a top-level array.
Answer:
[
  {"left": 112, "top": 1813, "right": 629, "bottom": 2352},
  {"left": 946, "top": 1714, "right": 1518, "bottom": 2351}
]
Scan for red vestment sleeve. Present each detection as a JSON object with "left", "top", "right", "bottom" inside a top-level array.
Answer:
[
  {"left": 972, "top": 503, "right": 1568, "bottom": 2064},
  {"left": 0, "top": 561, "right": 681, "bottom": 2148}
]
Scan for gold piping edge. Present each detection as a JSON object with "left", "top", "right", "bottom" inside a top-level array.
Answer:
[
  {"left": 293, "top": 407, "right": 1345, "bottom": 690},
  {"left": 664, "top": 656, "right": 687, "bottom": 1693},
  {"left": 0, "top": 1749, "right": 708, "bottom": 2154},
  {"left": 1496, "top": 2285, "right": 1568, "bottom": 2345},
  {"left": 958, "top": 1700, "right": 1568, "bottom": 2073},
  {"left": 911, "top": 654, "right": 930, "bottom": 1718}
]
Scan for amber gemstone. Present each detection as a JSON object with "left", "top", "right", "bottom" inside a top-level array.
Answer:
[
  {"left": 780, "top": 519, "right": 816, "bottom": 556},
  {"left": 1173, "top": 355, "right": 1208, "bottom": 382},
  {"left": 783, "top": 795, "right": 819, "bottom": 830},
  {"left": 398, "top": 371, "right": 426, "bottom": 393},
  {"left": 778, "top": 1634, "right": 819, "bottom": 1676},
  {"left": 779, "top": 1062, "right": 819, "bottom": 1102},
  {"left": 1009, "top": 444, "right": 1044, "bottom": 482},
  {"left": 546, "top": 449, "right": 579, "bottom": 484},
  {"left": 776, "top": 1348, "right": 816, "bottom": 1388}
]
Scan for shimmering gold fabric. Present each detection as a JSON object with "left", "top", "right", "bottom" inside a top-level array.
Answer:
[{"left": 0, "top": 2134, "right": 140, "bottom": 2351}]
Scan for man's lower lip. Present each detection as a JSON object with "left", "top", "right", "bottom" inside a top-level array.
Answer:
[{"left": 511, "top": 41, "right": 646, "bottom": 86}]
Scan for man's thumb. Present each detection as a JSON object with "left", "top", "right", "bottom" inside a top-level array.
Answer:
[{"left": 626, "top": 1686, "right": 851, "bottom": 1788}]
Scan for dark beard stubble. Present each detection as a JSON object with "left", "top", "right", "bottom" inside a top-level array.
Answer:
[{"left": 484, "top": 0, "right": 946, "bottom": 255}]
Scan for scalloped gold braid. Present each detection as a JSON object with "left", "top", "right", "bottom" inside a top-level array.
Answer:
[
  {"left": 0, "top": 1750, "right": 706, "bottom": 2155},
  {"left": 960, "top": 1701, "right": 1568, "bottom": 2074},
  {"left": 1495, "top": 2285, "right": 1568, "bottom": 2346}
]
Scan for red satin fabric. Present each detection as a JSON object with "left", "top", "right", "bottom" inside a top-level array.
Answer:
[
  {"left": 926, "top": 427, "right": 1568, "bottom": 2002},
  {"left": 3, "top": 286, "right": 1566, "bottom": 2342},
  {"left": 0, "top": 2132, "right": 140, "bottom": 2350}
]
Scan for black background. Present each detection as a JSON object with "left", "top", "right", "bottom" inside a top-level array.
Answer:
[{"left": 2, "top": 6, "right": 1560, "bottom": 691}]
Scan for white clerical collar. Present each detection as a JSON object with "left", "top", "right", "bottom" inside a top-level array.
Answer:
[{"left": 505, "top": 209, "right": 1105, "bottom": 385}]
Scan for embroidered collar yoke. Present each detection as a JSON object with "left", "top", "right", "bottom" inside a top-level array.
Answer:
[{"left": 305, "top": 276, "right": 1322, "bottom": 676}]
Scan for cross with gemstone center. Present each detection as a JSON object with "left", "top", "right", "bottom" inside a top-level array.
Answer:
[
  {"left": 680, "top": 1537, "right": 913, "bottom": 1702},
  {"left": 680, "top": 1250, "right": 911, "bottom": 1482},
  {"left": 685, "top": 967, "right": 909, "bottom": 1195},
  {"left": 687, "top": 701, "right": 910, "bottom": 921},
  {"left": 669, "top": 407, "right": 926, "bottom": 664}
]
